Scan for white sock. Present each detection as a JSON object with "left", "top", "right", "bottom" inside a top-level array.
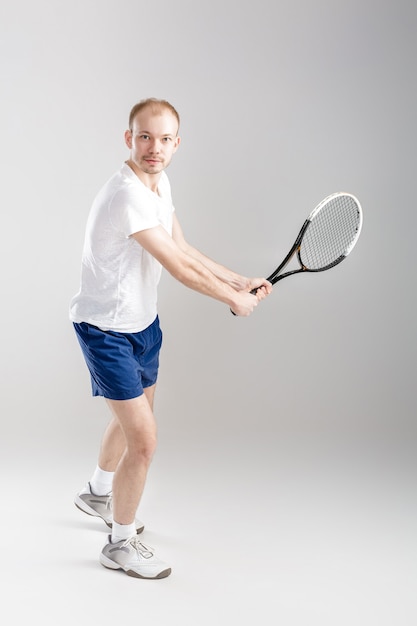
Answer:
[
  {"left": 89, "top": 466, "right": 114, "bottom": 496},
  {"left": 111, "top": 521, "right": 136, "bottom": 543}
]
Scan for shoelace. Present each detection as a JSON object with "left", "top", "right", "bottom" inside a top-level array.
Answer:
[{"left": 124, "top": 536, "right": 154, "bottom": 559}]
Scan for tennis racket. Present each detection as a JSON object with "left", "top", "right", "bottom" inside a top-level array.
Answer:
[{"left": 232, "top": 192, "right": 362, "bottom": 314}]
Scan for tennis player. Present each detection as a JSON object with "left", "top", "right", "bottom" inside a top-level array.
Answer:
[{"left": 69, "top": 98, "right": 272, "bottom": 579}]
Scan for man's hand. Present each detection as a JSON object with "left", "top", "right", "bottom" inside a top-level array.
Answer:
[
  {"left": 230, "top": 279, "right": 272, "bottom": 316},
  {"left": 246, "top": 278, "right": 273, "bottom": 296}
]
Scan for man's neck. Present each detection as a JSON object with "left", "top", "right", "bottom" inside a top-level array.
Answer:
[{"left": 125, "top": 160, "right": 161, "bottom": 194}]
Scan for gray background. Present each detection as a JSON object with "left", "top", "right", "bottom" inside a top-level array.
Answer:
[{"left": 1, "top": 1, "right": 416, "bottom": 624}]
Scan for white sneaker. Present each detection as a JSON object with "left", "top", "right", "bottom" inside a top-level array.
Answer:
[
  {"left": 74, "top": 483, "right": 144, "bottom": 534},
  {"left": 100, "top": 535, "right": 171, "bottom": 579}
]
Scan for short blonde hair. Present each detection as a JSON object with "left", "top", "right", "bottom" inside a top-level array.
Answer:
[{"left": 128, "top": 98, "right": 180, "bottom": 133}]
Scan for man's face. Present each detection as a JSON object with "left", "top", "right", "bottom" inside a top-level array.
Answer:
[{"left": 125, "top": 107, "right": 180, "bottom": 177}]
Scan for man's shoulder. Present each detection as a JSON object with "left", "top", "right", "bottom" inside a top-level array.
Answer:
[{"left": 99, "top": 164, "right": 143, "bottom": 203}]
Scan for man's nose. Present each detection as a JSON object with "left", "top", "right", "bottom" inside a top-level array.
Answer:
[{"left": 149, "top": 139, "right": 161, "bottom": 153}]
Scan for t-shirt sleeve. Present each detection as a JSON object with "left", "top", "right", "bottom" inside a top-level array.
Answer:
[{"left": 108, "top": 186, "right": 160, "bottom": 237}]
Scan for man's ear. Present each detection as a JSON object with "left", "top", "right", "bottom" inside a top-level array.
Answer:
[{"left": 124, "top": 129, "right": 133, "bottom": 149}]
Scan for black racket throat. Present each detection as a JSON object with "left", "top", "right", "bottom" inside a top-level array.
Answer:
[
  {"left": 264, "top": 219, "right": 310, "bottom": 286},
  {"left": 248, "top": 222, "right": 308, "bottom": 295}
]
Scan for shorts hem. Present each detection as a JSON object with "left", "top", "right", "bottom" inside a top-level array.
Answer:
[{"left": 92, "top": 388, "right": 144, "bottom": 401}]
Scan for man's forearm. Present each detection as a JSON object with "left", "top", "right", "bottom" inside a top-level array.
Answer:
[
  {"left": 182, "top": 244, "right": 248, "bottom": 291},
  {"left": 169, "top": 251, "right": 241, "bottom": 307}
]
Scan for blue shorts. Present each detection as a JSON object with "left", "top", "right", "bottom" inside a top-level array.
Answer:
[{"left": 73, "top": 317, "right": 163, "bottom": 400}]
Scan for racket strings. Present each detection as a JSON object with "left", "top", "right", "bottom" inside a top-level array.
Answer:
[{"left": 300, "top": 195, "right": 361, "bottom": 271}]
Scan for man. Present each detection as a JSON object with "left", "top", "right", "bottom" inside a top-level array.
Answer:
[{"left": 69, "top": 98, "right": 272, "bottom": 579}]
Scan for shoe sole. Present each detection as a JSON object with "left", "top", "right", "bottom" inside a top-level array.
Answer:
[
  {"left": 74, "top": 497, "right": 144, "bottom": 534},
  {"left": 100, "top": 553, "right": 171, "bottom": 579}
]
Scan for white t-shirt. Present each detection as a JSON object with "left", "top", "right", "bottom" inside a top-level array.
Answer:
[{"left": 69, "top": 163, "right": 174, "bottom": 332}]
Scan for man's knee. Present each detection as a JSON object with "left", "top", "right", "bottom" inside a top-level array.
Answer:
[{"left": 130, "top": 430, "right": 157, "bottom": 465}]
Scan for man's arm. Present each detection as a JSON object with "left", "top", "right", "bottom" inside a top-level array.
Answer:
[
  {"left": 131, "top": 224, "right": 270, "bottom": 317},
  {"left": 171, "top": 214, "right": 271, "bottom": 294}
]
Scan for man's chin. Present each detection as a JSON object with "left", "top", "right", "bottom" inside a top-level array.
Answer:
[{"left": 142, "top": 162, "right": 165, "bottom": 174}]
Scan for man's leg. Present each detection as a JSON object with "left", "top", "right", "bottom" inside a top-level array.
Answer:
[
  {"left": 77, "top": 384, "right": 170, "bottom": 578},
  {"left": 75, "top": 385, "right": 157, "bottom": 531},
  {"left": 97, "top": 384, "right": 157, "bottom": 473},
  {"left": 106, "top": 389, "right": 157, "bottom": 526},
  {"left": 99, "top": 389, "right": 170, "bottom": 579}
]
